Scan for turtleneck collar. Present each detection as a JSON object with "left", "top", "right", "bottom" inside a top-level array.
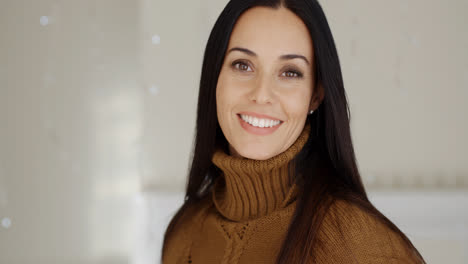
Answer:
[{"left": 210, "top": 122, "right": 311, "bottom": 222}]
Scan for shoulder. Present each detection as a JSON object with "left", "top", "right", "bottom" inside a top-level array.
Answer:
[
  {"left": 167, "top": 194, "right": 214, "bottom": 239},
  {"left": 324, "top": 198, "right": 383, "bottom": 230},
  {"left": 314, "top": 198, "right": 423, "bottom": 264},
  {"left": 162, "top": 195, "right": 213, "bottom": 262}
]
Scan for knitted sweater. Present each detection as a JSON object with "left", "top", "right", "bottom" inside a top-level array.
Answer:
[{"left": 162, "top": 123, "right": 422, "bottom": 263}]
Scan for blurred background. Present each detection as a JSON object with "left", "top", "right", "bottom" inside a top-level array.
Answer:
[{"left": 0, "top": 0, "right": 467, "bottom": 263}]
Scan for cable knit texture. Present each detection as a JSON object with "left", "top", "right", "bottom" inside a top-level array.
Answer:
[{"left": 162, "top": 122, "right": 423, "bottom": 264}]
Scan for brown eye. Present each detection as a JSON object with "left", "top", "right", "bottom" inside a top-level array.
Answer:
[
  {"left": 232, "top": 60, "right": 252, "bottom": 72},
  {"left": 285, "top": 72, "right": 298, "bottom": 77},
  {"left": 281, "top": 69, "right": 303, "bottom": 79}
]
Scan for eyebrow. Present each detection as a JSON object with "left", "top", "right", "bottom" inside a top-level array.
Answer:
[{"left": 227, "top": 46, "right": 310, "bottom": 65}]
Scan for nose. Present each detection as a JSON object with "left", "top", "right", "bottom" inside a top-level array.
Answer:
[{"left": 249, "top": 74, "right": 274, "bottom": 104}]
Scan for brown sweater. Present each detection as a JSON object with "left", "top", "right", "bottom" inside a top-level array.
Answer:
[{"left": 163, "top": 123, "right": 422, "bottom": 263}]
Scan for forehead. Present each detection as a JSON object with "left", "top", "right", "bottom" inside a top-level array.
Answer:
[{"left": 227, "top": 6, "right": 313, "bottom": 60}]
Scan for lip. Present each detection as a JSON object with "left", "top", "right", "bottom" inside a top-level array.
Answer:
[
  {"left": 237, "top": 111, "right": 283, "bottom": 121},
  {"left": 237, "top": 114, "right": 283, "bottom": 136}
]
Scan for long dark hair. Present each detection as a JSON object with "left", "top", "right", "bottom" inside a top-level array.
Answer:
[{"left": 161, "top": 0, "right": 426, "bottom": 263}]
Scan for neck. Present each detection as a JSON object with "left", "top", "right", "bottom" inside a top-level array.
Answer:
[{"left": 210, "top": 122, "right": 311, "bottom": 222}]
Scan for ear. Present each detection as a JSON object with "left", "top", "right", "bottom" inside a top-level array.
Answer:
[{"left": 309, "top": 83, "right": 325, "bottom": 112}]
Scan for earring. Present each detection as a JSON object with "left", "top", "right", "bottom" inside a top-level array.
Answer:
[{"left": 309, "top": 110, "right": 314, "bottom": 115}]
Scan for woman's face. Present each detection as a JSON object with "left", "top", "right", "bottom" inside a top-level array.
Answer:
[{"left": 216, "top": 6, "right": 323, "bottom": 160}]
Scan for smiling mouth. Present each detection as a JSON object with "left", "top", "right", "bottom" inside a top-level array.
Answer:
[{"left": 236, "top": 114, "right": 284, "bottom": 128}]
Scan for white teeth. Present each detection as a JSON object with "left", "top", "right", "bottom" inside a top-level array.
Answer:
[
  {"left": 252, "top": 118, "right": 259, "bottom": 127},
  {"left": 240, "top": 114, "right": 281, "bottom": 128}
]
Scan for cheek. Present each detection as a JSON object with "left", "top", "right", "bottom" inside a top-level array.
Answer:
[
  {"left": 216, "top": 85, "right": 229, "bottom": 113},
  {"left": 216, "top": 78, "right": 236, "bottom": 123},
  {"left": 281, "top": 87, "right": 312, "bottom": 117},
  {"left": 216, "top": 76, "right": 240, "bottom": 112}
]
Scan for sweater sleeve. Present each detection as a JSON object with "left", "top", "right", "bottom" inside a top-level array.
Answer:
[{"left": 312, "top": 199, "right": 424, "bottom": 264}]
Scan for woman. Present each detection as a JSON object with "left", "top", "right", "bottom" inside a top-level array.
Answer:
[{"left": 162, "top": 0, "right": 426, "bottom": 263}]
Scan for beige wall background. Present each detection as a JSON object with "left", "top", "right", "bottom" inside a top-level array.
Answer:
[{"left": 0, "top": 0, "right": 467, "bottom": 263}]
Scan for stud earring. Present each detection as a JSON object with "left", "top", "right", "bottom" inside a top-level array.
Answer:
[{"left": 309, "top": 110, "right": 314, "bottom": 115}]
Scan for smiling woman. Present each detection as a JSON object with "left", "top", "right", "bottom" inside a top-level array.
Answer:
[{"left": 161, "top": 0, "right": 426, "bottom": 263}]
